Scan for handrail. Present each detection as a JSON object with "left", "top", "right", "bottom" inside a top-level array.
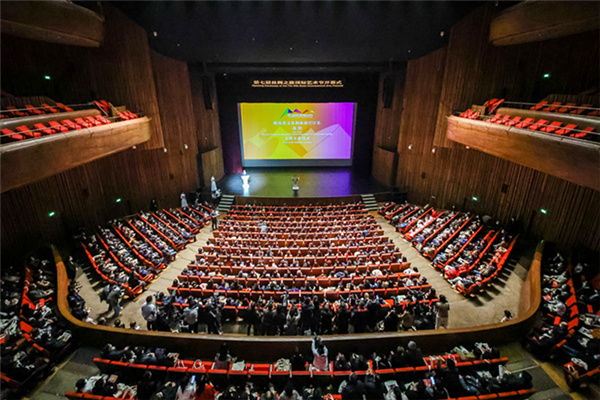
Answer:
[{"left": 51, "top": 240, "right": 544, "bottom": 361}]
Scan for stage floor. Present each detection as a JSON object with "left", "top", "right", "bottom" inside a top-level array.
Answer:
[{"left": 218, "top": 167, "right": 390, "bottom": 198}]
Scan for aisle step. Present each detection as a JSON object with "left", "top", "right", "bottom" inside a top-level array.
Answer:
[{"left": 361, "top": 194, "right": 379, "bottom": 211}]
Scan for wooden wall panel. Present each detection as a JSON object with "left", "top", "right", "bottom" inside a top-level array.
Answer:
[
  {"left": 150, "top": 50, "right": 200, "bottom": 193},
  {"left": 370, "top": 4, "right": 600, "bottom": 252},
  {"left": 189, "top": 66, "right": 225, "bottom": 186},
  {"left": 371, "top": 146, "right": 397, "bottom": 187}
]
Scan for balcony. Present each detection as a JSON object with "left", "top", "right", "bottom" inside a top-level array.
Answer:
[{"left": 446, "top": 103, "right": 600, "bottom": 191}]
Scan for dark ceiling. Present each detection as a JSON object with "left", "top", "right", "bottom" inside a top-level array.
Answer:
[{"left": 110, "top": 1, "right": 501, "bottom": 70}]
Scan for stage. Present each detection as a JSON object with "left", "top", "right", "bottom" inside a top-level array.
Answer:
[{"left": 216, "top": 167, "right": 390, "bottom": 198}]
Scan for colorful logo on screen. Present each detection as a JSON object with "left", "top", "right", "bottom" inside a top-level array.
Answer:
[{"left": 280, "top": 109, "right": 314, "bottom": 119}]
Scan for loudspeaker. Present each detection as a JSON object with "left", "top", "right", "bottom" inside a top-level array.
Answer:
[
  {"left": 382, "top": 75, "right": 395, "bottom": 109},
  {"left": 201, "top": 75, "right": 213, "bottom": 110}
]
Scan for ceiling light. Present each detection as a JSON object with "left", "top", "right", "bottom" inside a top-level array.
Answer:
[
  {"left": 408, "top": 144, "right": 413, "bottom": 150},
  {"left": 543, "top": 73, "right": 550, "bottom": 78},
  {"left": 540, "top": 208, "right": 547, "bottom": 214},
  {"left": 164, "top": 148, "right": 168, "bottom": 153},
  {"left": 153, "top": 31, "right": 157, "bottom": 37},
  {"left": 431, "top": 148, "right": 436, "bottom": 153}
]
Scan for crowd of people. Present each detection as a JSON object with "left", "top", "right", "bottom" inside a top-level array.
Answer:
[
  {"left": 139, "top": 286, "right": 441, "bottom": 336},
  {"left": 71, "top": 338, "right": 533, "bottom": 400},
  {"left": 1, "top": 256, "right": 73, "bottom": 398},
  {"left": 527, "top": 249, "right": 599, "bottom": 365}
]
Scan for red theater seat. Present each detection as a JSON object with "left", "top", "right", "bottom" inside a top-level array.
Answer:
[
  {"left": 49, "top": 121, "right": 69, "bottom": 132},
  {"left": 557, "top": 103, "right": 576, "bottom": 113},
  {"left": 504, "top": 116, "right": 521, "bottom": 127},
  {"left": 16, "top": 125, "right": 40, "bottom": 138},
  {"left": 542, "top": 102, "right": 561, "bottom": 112},
  {"left": 1, "top": 128, "right": 25, "bottom": 141},
  {"left": 41, "top": 103, "right": 59, "bottom": 113},
  {"left": 55, "top": 102, "right": 74, "bottom": 112},
  {"left": 530, "top": 101, "right": 547, "bottom": 111},
  {"left": 74, "top": 117, "right": 93, "bottom": 128},
  {"left": 33, "top": 123, "right": 54, "bottom": 135},
  {"left": 570, "top": 104, "right": 591, "bottom": 115},
  {"left": 527, "top": 119, "right": 549, "bottom": 131},
  {"left": 26, "top": 104, "right": 44, "bottom": 115},
  {"left": 571, "top": 126, "right": 594, "bottom": 139},
  {"left": 61, "top": 119, "right": 82, "bottom": 130},
  {"left": 515, "top": 118, "right": 534, "bottom": 129},
  {"left": 555, "top": 124, "right": 577, "bottom": 136},
  {"left": 540, "top": 121, "right": 561, "bottom": 133}
]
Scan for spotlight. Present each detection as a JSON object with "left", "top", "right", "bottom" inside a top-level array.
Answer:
[
  {"left": 408, "top": 144, "right": 413, "bottom": 150},
  {"left": 164, "top": 148, "right": 168, "bottom": 153},
  {"left": 48, "top": 211, "right": 56, "bottom": 217},
  {"left": 44, "top": 75, "right": 51, "bottom": 80},
  {"left": 540, "top": 208, "right": 547, "bottom": 214},
  {"left": 431, "top": 148, "right": 436, "bottom": 153},
  {"left": 472, "top": 196, "right": 478, "bottom": 201},
  {"left": 116, "top": 198, "right": 122, "bottom": 203},
  {"left": 543, "top": 73, "right": 550, "bottom": 78}
]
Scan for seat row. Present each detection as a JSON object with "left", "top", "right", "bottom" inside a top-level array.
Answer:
[
  {"left": 530, "top": 101, "right": 598, "bottom": 116},
  {"left": 183, "top": 261, "right": 413, "bottom": 276},
  {"left": 486, "top": 113, "right": 595, "bottom": 139},
  {"left": 1, "top": 115, "right": 112, "bottom": 143},
  {"left": 0, "top": 102, "right": 73, "bottom": 118}
]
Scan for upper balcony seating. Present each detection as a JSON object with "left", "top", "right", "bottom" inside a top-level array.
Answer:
[
  {"left": 529, "top": 101, "right": 598, "bottom": 116},
  {"left": 458, "top": 109, "right": 597, "bottom": 141}
]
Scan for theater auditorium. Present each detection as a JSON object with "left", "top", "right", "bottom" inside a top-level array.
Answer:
[{"left": 1, "top": 1, "right": 599, "bottom": 400}]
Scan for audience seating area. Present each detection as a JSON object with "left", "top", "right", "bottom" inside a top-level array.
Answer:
[
  {"left": 77, "top": 205, "right": 211, "bottom": 303},
  {"left": 525, "top": 247, "right": 600, "bottom": 389},
  {"left": 65, "top": 341, "right": 535, "bottom": 400},
  {"left": 0, "top": 99, "right": 140, "bottom": 143},
  {"left": 1, "top": 257, "right": 74, "bottom": 399},
  {"left": 380, "top": 202, "right": 518, "bottom": 297},
  {"left": 141, "top": 202, "right": 441, "bottom": 336}
]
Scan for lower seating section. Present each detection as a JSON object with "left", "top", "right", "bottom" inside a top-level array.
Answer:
[
  {"left": 1, "top": 256, "right": 74, "bottom": 399},
  {"left": 154, "top": 202, "right": 438, "bottom": 335},
  {"left": 382, "top": 202, "right": 519, "bottom": 297},
  {"left": 525, "top": 246, "right": 599, "bottom": 389},
  {"left": 65, "top": 341, "right": 534, "bottom": 399}
]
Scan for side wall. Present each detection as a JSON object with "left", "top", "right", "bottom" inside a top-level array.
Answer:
[
  {"left": 0, "top": 6, "right": 223, "bottom": 258},
  {"left": 371, "top": 4, "right": 600, "bottom": 252}
]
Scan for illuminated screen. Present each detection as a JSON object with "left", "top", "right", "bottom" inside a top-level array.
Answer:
[{"left": 238, "top": 102, "right": 356, "bottom": 167}]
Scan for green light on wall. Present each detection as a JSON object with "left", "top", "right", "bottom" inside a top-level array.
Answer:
[
  {"left": 48, "top": 211, "right": 56, "bottom": 217},
  {"left": 540, "top": 208, "right": 547, "bottom": 214},
  {"left": 44, "top": 75, "right": 51, "bottom": 80},
  {"left": 543, "top": 73, "right": 550, "bottom": 78},
  {"left": 472, "top": 196, "right": 478, "bottom": 201},
  {"left": 116, "top": 198, "right": 122, "bottom": 203}
]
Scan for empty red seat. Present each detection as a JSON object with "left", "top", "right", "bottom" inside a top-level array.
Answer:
[
  {"left": 557, "top": 103, "right": 576, "bottom": 113},
  {"left": 33, "top": 123, "right": 54, "bottom": 135},
  {"left": 571, "top": 127, "right": 594, "bottom": 139},
  {"left": 504, "top": 116, "right": 521, "bottom": 127},
  {"left": 95, "top": 115, "right": 111, "bottom": 124},
  {"left": 41, "top": 103, "right": 59, "bottom": 113},
  {"left": 555, "top": 124, "right": 577, "bottom": 135},
  {"left": 495, "top": 115, "right": 511, "bottom": 124},
  {"left": 542, "top": 102, "right": 561, "bottom": 112},
  {"left": 528, "top": 119, "right": 549, "bottom": 131},
  {"left": 570, "top": 104, "right": 591, "bottom": 115},
  {"left": 515, "top": 117, "right": 534, "bottom": 129},
  {"left": 55, "top": 102, "right": 74, "bottom": 112},
  {"left": 84, "top": 116, "right": 102, "bottom": 126},
  {"left": 74, "top": 117, "right": 93, "bottom": 128},
  {"left": 530, "top": 101, "right": 547, "bottom": 111},
  {"left": 49, "top": 121, "right": 69, "bottom": 132},
  {"left": 25, "top": 104, "right": 44, "bottom": 115},
  {"left": 488, "top": 113, "right": 502, "bottom": 123},
  {"left": 61, "top": 119, "right": 82, "bottom": 130},
  {"left": 16, "top": 125, "right": 40, "bottom": 138},
  {"left": 6, "top": 106, "right": 28, "bottom": 117},
  {"left": 540, "top": 121, "right": 561, "bottom": 133},
  {"left": 117, "top": 111, "right": 131, "bottom": 121},
  {"left": 1, "top": 128, "right": 25, "bottom": 141}
]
